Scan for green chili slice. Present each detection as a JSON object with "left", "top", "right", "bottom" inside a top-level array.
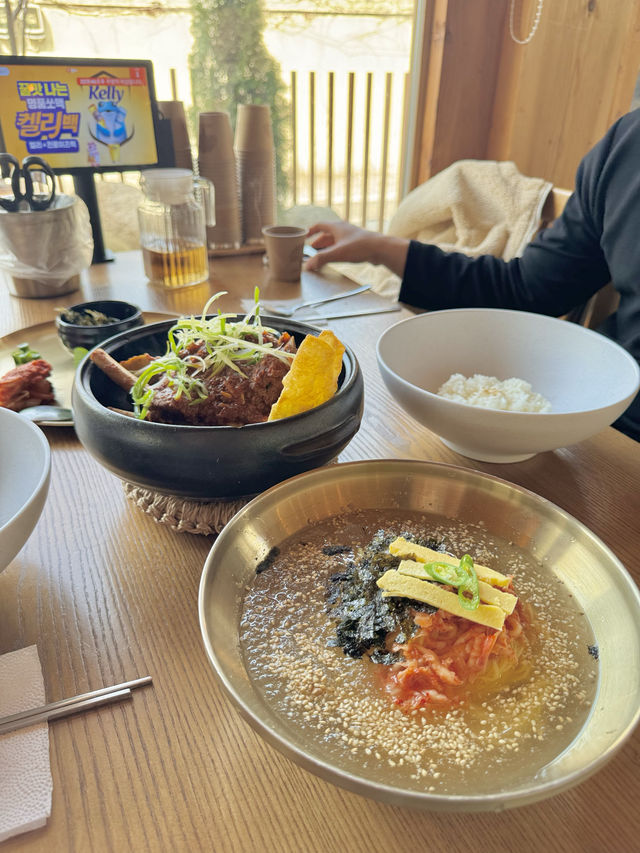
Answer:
[
  {"left": 11, "top": 342, "right": 41, "bottom": 365},
  {"left": 457, "top": 553, "right": 480, "bottom": 610},
  {"left": 422, "top": 554, "right": 480, "bottom": 611},
  {"left": 422, "top": 560, "right": 464, "bottom": 587}
]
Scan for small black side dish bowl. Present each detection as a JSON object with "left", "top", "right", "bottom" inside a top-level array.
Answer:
[
  {"left": 56, "top": 300, "right": 144, "bottom": 351},
  {"left": 72, "top": 316, "right": 364, "bottom": 500}
]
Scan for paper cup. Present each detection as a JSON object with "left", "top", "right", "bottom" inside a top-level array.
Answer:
[
  {"left": 198, "top": 113, "right": 243, "bottom": 248},
  {"left": 199, "top": 112, "right": 235, "bottom": 160},
  {"left": 262, "top": 225, "right": 308, "bottom": 282},
  {"left": 200, "top": 168, "right": 242, "bottom": 248},
  {"left": 237, "top": 150, "right": 276, "bottom": 243},
  {"left": 159, "top": 100, "right": 193, "bottom": 170},
  {"left": 235, "top": 105, "right": 274, "bottom": 153}
]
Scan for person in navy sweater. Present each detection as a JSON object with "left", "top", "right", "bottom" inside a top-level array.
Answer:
[{"left": 305, "top": 110, "right": 640, "bottom": 441}]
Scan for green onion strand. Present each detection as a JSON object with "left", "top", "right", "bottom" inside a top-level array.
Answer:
[{"left": 129, "top": 290, "right": 294, "bottom": 419}]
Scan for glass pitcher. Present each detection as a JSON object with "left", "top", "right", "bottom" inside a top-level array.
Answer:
[{"left": 138, "top": 168, "right": 215, "bottom": 289}]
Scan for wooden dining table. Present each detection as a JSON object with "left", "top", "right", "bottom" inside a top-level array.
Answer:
[{"left": 1, "top": 250, "right": 639, "bottom": 853}]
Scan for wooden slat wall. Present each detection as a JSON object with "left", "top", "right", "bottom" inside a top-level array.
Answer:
[
  {"left": 412, "top": 0, "right": 640, "bottom": 191},
  {"left": 413, "top": 0, "right": 507, "bottom": 182}
]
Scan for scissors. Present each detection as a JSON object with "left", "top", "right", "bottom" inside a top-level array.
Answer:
[{"left": 0, "top": 153, "right": 56, "bottom": 212}]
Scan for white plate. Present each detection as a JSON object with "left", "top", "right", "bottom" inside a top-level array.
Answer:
[{"left": 0, "top": 313, "right": 174, "bottom": 426}]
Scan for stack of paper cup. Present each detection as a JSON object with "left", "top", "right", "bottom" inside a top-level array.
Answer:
[
  {"left": 198, "top": 111, "right": 242, "bottom": 249},
  {"left": 234, "top": 104, "right": 276, "bottom": 244},
  {"left": 158, "top": 100, "right": 193, "bottom": 171}
]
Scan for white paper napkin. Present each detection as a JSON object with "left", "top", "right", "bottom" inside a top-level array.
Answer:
[{"left": 0, "top": 645, "right": 53, "bottom": 842}]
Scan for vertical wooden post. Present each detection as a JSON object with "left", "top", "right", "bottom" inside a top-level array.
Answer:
[
  {"left": 327, "top": 71, "right": 334, "bottom": 211},
  {"left": 309, "top": 71, "right": 315, "bottom": 205},
  {"left": 290, "top": 71, "right": 297, "bottom": 206},
  {"left": 361, "top": 72, "right": 372, "bottom": 227},
  {"left": 345, "top": 72, "right": 355, "bottom": 222},
  {"left": 378, "top": 72, "right": 392, "bottom": 232}
]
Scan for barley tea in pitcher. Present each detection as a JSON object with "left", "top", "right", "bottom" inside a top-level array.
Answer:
[
  {"left": 141, "top": 241, "right": 208, "bottom": 289},
  {"left": 138, "top": 168, "right": 214, "bottom": 288}
]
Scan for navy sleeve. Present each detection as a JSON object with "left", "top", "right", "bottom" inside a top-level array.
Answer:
[{"left": 398, "top": 126, "right": 616, "bottom": 317}]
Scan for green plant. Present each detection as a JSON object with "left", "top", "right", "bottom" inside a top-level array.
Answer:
[{"left": 189, "top": 0, "right": 290, "bottom": 203}]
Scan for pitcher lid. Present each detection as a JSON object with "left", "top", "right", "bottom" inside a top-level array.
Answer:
[{"left": 140, "top": 168, "right": 194, "bottom": 204}]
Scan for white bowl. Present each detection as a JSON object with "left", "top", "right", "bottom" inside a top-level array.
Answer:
[
  {"left": 376, "top": 308, "right": 640, "bottom": 462},
  {"left": 0, "top": 408, "right": 51, "bottom": 572}
]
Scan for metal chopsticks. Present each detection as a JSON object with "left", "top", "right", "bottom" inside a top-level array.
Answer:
[{"left": 0, "top": 675, "right": 152, "bottom": 735}]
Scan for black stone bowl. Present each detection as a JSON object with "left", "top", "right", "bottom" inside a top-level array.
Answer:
[
  {"left": 72, "top": 317, "right": 364, "bottom": 500},
  {"left": 56, "top": 300, "right": 143, "bottom": 351}
]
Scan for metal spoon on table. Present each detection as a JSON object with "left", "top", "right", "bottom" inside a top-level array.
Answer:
[
  {"left": 263, "top": 284, "right": 372, "bottom": 317},
  {"left": 19, "top": 405, "right": 73, "bottom": 424}
]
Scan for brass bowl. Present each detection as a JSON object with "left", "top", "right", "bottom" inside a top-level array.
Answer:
[{"left": 199, "top": 459, "right": 640, "bottom": 811}]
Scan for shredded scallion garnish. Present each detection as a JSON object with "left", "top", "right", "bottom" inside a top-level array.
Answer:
[{"left": 130, "top": 290, "right": 294, "bottom": 419}]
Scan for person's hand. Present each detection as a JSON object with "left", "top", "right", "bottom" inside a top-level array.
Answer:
[
  {"left": 304, "top": 219, "right": 411, "bottom": 278},
  {"left": 304, "top": 221, "right": 379, "bottom": 271}
]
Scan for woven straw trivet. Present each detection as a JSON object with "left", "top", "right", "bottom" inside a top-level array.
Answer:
[{"left": 123, "top": 482, "right": 250, "bottom": 536}]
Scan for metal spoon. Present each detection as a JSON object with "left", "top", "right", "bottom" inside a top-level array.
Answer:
[
  {"left": 19, "top": 405, "right": 73, "bottom": 424},
  {"left": 263, "top": 284, "right": 371, "bottom": 317}
]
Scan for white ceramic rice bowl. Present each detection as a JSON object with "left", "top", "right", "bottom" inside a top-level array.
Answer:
[
  {"left": 0, "top": 407, "right": 51, "bottom": 572},
  {"left": 376, "top": 308, "right": 640, "bottom": 462}
]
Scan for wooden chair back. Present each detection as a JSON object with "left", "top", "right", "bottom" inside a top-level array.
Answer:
[{"left": 539, "top": 187, "right": 572, "bottom": 229}]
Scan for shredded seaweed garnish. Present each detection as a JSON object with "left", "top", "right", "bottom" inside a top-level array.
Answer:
[
  {"left": 587, "top": 644, "right": 599, "bottom": 661},
  {"left": 326, "top": 529, "right": 444, "bottom": 665},
  {"left": 321, "top": 545, "right": 353, "bottom": 556},
  {"left": 255, "top": 547, "right": 281, "bottom": 574}
]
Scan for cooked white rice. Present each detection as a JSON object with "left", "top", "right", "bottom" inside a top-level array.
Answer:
[{"left": 437, "top": 373, "right": 552, "bottom": 413}]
